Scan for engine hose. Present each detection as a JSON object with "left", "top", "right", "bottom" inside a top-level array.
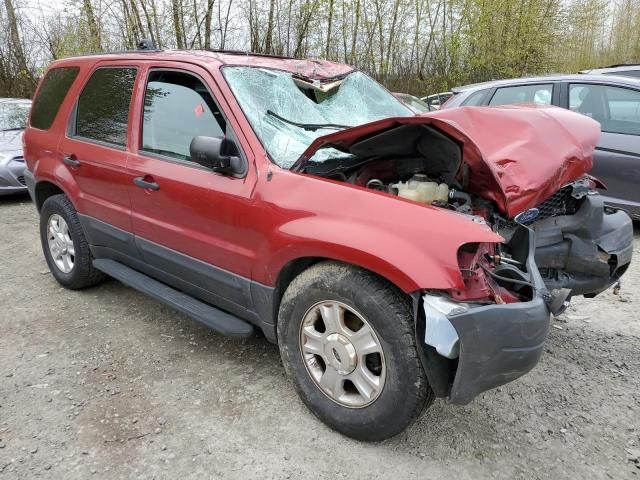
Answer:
[
  {"left": 366, "top": 178, "right": 385, "bottom": 190},
  {"left": 478, "top": 262, "right": 536, "bottom": 290},
  {"left": 449, "top": 189, "right": 471, "bottom": 206}
]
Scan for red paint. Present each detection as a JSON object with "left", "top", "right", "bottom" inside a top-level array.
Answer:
[
  {"left": 24, "top": 51, "right": 591, "bottom": 297},
  {"left": 295, "top": 105, "right": 600, "bottom": 218}
]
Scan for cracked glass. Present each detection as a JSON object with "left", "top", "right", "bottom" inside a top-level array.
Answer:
[{"left": 223, "top": 67, "right": 412, "bottom": 168}]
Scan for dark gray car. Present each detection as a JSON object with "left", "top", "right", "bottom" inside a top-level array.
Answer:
[
  {"left": 443, "top": 74, "right": 640, "bottom": 219},
  {"left": 0, "top": 98, "right": 31, "bottom": 196}
]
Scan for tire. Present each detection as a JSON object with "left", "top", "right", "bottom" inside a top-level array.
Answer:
[
  {"left": 277, "top": 261, "right": 433, "bottom": 441},
  {"left": 40, "top": 194, "right": 106, "bottom": 290}
]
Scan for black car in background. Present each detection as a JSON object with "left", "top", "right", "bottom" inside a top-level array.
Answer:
[{"left": 443, "top": 74, "right": 640, "bottom": 219}]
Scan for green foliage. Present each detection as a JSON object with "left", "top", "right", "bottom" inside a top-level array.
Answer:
[{"left": 3, "top": 0, "right": 640, "bottom": 98}]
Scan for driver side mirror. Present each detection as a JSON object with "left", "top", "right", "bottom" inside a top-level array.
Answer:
[{"left": 189, "top": 136, "right": 245, "bottom": 176}]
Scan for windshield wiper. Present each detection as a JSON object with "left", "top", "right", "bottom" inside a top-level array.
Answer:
[
  {"left": 0, "top": 127, "right": 24, "bottom": 132},
  {"left": 266, "top": 110, "right": 351, "bottom": 132}
]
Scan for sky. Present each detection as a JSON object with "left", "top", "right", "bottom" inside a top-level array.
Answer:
[{"left": 20, "top": 0, "right": 70, "bottom": 16}]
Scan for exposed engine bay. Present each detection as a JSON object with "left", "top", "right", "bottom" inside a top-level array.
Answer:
[{"left": 303, "top": 123, "right": 633, "bottom": 306}]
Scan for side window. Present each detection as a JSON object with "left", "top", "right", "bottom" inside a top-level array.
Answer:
[
  {"left": 142, "top": 70, "right": 226, "bottom": 162},
  {"left": 569, "top": 85, "right": 588, "bottom": 110},
  {"left": 31, "top": 67, "right": 79, "bottom": 130},
  {"left": 569, "top": 83, "right": 640, "bottom": 135},
  {"left": 75, "top": 67, "right": 137, "bottom": 146},
  {"left": 461, "top": 89, "right": 490, "bottom": 106},
  {"left": 489, "top": 84, "right": 553, "bottom": 106},
  {"left": 426, "top": 95, "right": 441, "bottom": 110}
]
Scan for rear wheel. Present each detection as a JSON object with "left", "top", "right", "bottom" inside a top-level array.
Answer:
[
  {"left": 277, "top": 261, "right": 433, "bottom": 441},
  {"left": 40, "top": 194, "right": 106, "bottom": 289}
]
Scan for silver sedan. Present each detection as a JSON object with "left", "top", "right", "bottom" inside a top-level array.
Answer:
[{"left": 0, "top": 98, "right": 31, "bottom": 196}]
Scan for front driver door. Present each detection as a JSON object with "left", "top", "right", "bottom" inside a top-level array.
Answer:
[{"left": 127, "top": 64, "right": 260, "bottom": 315}]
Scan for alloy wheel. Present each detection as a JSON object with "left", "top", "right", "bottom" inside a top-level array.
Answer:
[
  {"left": 299, "top": 300, "right": 386, "bottom": 408},
  {"left": 47, "top": 214, "right": 75, "bottom": 274}
]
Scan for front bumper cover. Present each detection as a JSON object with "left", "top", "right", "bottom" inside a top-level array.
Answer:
[
  {"left": 0, "top": 158, "right": 27, "bottom": 195},
  {"left": 444, "top": 295, "right": 550, "bottom": 404},
  {"left": 419, "top": 227, "right": 552, "bottom": 404}
]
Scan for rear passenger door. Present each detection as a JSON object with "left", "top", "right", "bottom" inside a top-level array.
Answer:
[
  {"left": 127, "top": 64, "right": 259, "bottom": 315},
  {"left": 59, "top": 64, "right": 138, "bottom": 244},
  {"left": 565, "top": 82, "right": 640, "bottom": 213}
]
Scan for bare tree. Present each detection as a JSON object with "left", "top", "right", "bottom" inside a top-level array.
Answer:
[{"left": 172, "top": 0, "right": 185, "bottom": 48}]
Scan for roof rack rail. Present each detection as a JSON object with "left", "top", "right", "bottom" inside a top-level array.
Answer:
[
  {"left": 60, "top": 50, "right": 160, "bottom": 59},
  {"left": 202, "top": 48, "right": 297, "bottom": 60}
]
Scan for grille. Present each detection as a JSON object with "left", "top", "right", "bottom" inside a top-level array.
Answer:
[
  {"left": 536, "top": 185, "right": 581, "bottom": 220},
  {"left": 17, "top": 175, "right": 26, "bottom": 186}
]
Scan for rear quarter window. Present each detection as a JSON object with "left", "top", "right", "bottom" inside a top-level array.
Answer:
[
  {"left": 74, "top": 67, "right": 137, "bottom": 146},
  {"left": 30, "top": 67, "right": 80, "bottom": 130}
]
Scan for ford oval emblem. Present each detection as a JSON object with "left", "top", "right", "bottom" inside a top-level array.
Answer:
[{"left": 514, "top": 208, "right": 540, "bottom": 225}]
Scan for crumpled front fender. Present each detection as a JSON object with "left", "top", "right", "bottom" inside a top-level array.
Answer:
[{"left": 256, "top": 168, "right": 503, "bottom": 292}]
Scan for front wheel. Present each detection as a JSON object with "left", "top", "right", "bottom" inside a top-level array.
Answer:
[{"left": 277, "top": 261, "right": 433, "bottom": 441}]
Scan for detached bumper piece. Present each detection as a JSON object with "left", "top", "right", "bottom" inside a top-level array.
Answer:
[
  {"left": 421, "top": 227, "right": 552, "bottom": 404},
  {"left": 422, "top": 292, "right": 550, "bottom": 405},
  {"left": 533, "top": 194, "right": 633, "bottom": 297},
  {"left": 448, "top": 296, "right": 548, "bottom": 404}
]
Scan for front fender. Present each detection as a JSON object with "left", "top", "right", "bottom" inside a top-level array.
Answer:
[{"left": 256, "top": 171, "right": 503, "bottom": 292}]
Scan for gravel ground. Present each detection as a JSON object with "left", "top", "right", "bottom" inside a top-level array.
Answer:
[{"left": 1, "top": 194, "right": 639, "bottom": 480}]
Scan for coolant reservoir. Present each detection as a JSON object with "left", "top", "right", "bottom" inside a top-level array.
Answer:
[
  {"left": 409, "top": 174, "right": 440, "bottom": 203},
  {"left": 408, "top": 174, "right": 428, "bottom": 189},
  {"left": 393, "top": 181, "right": 421, "bottom": 202},
  {"left": 435, "top": 183, "right": 449, "bottom": 202},
  {"left": 395, "top": 177, "right": 448, "bottom": 203}
]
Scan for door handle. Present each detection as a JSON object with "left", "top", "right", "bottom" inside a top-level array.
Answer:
[
  {"left": 63, "top": 155, "right": 81, "bottom": 167},
  {"left": 133, "top": 176, "right": 160, "bottom": 191}
]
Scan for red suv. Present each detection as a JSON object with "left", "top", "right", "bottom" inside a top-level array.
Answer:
[{"left": 24, "top": 47, "right": 633, "bottom": 441}]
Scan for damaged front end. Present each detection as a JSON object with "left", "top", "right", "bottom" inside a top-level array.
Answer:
[
  {"left": 290, "top": 105, "right": 633, "bottom": 301},
  {"left": 289, "top": 105, "right": 634, "bottom": 403},
  {"left": 416, "top": 225, "right": 564, "bottom": 404},
  {"left": 527, "top": 182, "right": 633, "bottom": 298},
  {"left": 225, "top": 68, "right": 634, "bottom": 404}
]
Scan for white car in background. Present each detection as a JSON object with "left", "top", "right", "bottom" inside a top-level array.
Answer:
[
  {"left": 421, "top": 91, "right": 453, "bottom": 111},
  {"left": 0, "top": 98, "right": 31, "bottom": 196}
]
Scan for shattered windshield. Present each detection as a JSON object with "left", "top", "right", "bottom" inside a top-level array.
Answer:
[{"left": 223, "top": 67, "right": 412, "bottom": 168}]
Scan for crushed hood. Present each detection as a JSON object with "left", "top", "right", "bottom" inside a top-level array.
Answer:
[{"left": 292, "top": 105, "right": 601, "bottom": 218}]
